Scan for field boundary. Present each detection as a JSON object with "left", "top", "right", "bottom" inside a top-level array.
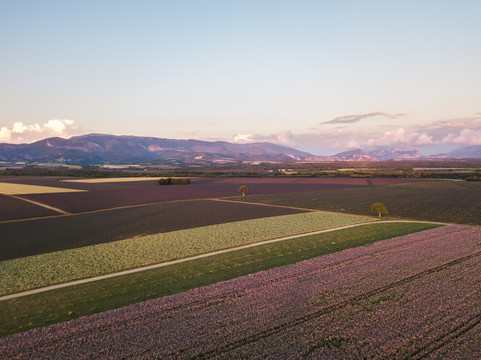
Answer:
[
  {"left": 212, "top": 198, "right": 319, "bottom": 213},
  {"left": 5, "top": 195, "right": 71, "bottom": 215},
  {"left": 214, "top": 198, "right": 375, "bottom": 219},
  {"left": 0, "top": 198, "right": 244, "bottom": 224},
  {"left": 1, "top": 197, "right": 285, "bottom": 224},
  {"left": 0, "top": 220, "right": 446, "bottom": 302}
]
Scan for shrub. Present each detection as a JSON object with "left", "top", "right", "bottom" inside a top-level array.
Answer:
[{"left": 157, "top": 178, "right": 191, "bottom": 185}]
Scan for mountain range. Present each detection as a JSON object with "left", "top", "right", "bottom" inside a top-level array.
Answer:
[{"left": 1, "top": 134, "right": 480, "bottom": 164}]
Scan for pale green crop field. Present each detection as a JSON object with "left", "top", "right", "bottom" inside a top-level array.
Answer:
[
  {"left": 0, "top": 182, "right": 86, "bottom": 195},
  {"left": 0, "top": 212, "right": 374, "bottom": 296}
]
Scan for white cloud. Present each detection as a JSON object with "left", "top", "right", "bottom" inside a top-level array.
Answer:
[
  {"left": 0, "top": 127, "right": 12, "bottom": 142},
  {"left": 44, "top": 119, "right": 75, "bottom": 134},
  {"left": 365, "top": 128, "right": 433, "bottom": 148},
  {"left": 233, "top": 134, "right": 255, "bottom": 143},
  {"left": 416, "top": 133, "right": 434, "bottom": 145},
  {"left": 12, "top": 122, "right": 44, "bottom": 134},
  {"left": 232, "top": 131, "right": 295, "bottom": 147},
  {"left": 442, "top": 129, "right": 481, "bottom": 145},
  {"left": 0, "top": 119, "right": 79, "bottom": 144},
  {"left": 273, "top": 131, "right": 295, "bottom": 147}
]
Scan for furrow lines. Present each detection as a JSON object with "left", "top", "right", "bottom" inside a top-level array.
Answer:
[
  {"left": 147, "top": 224, "right": 458, "bottom": 317},
  {"left": 406, "top": 312, "right": 481, "bottom": 360},
  {"left": 190, "top": 250, "right": 481, "bottom": 359}
]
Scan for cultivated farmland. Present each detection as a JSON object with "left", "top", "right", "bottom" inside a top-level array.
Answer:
[
  {"left": 0, "top": 211, "right": 373, "bottom": 295},
  {"left": 0, "top": 222, "right": 437, "bottom": 337},
  {"left": 1, "top": 225, "right": 479, "bottom": 358},
  {"left": 0, "top": 182, "right": 86, "bottom": 195},
  {"left": 0, "top": 175, "right": 478, "bottom": 359},
  {"left": 0, "top": 176, "right": 426, "bottom": 218},
  {"left": 0, "top": 199, "right": 308, "bottom": 260},
  {"left": 234, "top": 180, "right": 481, "bottom": 225},
  {"left": 0, "top": 194, "right": 58, "bottom": 221}
]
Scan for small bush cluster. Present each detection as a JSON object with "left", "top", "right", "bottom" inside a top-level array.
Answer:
[{"left": 157, "top": 178, "right": 191, "bottom": 185}]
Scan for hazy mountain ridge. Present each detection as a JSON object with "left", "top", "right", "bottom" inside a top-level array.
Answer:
[
  {"left": 0, "top": 134, "right": 479, "bottom": 164},
  {"left": 429, "top": 145, "right": 481, "bottom": 159},
  {"left": 304, "top": 148, "right": 423, "bottom": 162},
  {"left": 0, "top": 134, "right": 311, "bottom": 164}
]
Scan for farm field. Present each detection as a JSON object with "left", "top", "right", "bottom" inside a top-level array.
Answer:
[
  {"left": 233, "top": 180, "right": 481, "bottom": 225},
  {"left": 0, "top": 222, "right": 437, "bottom": 338},
  {"left": 0, "top": 182, "right": 86, "bottom": 195},
  {"left": 0, "top": 194, "right": 58, "bottom": 221},
  {"left": 1, "top": 225, "right": 478, "bottom": 358},
  {"left": 0, "top": 211, "right": 373, "bottom": 295},
  {"left": 0, "top": 199, "right": 308, "bottom": 261},
  {"left": 0, "top": 176, "right": 426, "bottom": 218},
  {"left": 0, "top": 175, "right": 478, "bottom": 358},
  {"left": 62, "top": 177, "right": 176, "bottom": 183}
]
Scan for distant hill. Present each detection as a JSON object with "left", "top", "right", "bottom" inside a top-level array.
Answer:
[
  {"left": 369, "top": 148, "right": 423, "bottom": 161},
  {"left": 305, "top": 148, "right": 423, "bottom": 162},
  {"left": 430, "top": 145, "right": 481, "bottom": 159},
  {"left": 1, "top": 134, "right": 480, "bottom": 164},
  {"left": 0, "top": 134, "right": 312, "bottom": 164}
]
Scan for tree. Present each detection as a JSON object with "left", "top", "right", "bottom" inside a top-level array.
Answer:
[
  {"left": 238, "top": 185, "right": 249, "bottom": 197},
  {"left": 371, "top": 202, "right": 388, "bottom": 218}
]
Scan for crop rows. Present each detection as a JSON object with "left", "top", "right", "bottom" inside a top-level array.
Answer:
[
  {"left": 1, "top": 176, "right": 424, "bottom": 216},
  {"left": 1, "top": 225, "right": 479, "bottom": 358},
  {"left": 234, "top": 180, "right": 481, "bottom": 225},
  {"left": 0, "top": 222, "right": 436, "bottom": 337},
  {"left": 0, "top": 211, "right": 372, "bottom": 295},
  {"left": 0, "top": 195, "right": 58, "bottom": 221},
  {"left": 0, "top": 199, "right": 306, "bottom": 260}
]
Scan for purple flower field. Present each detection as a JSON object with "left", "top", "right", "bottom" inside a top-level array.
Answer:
[{"left": 1, "top": 225, "right": 481, "bottom": 359}]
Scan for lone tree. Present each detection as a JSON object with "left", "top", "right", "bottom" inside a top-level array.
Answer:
[
  {"left": 238, "top": 185, "right": 249, "bottom": 197},
  {"left": 371, "top": 202, "right": 388, "bottom": 218}
]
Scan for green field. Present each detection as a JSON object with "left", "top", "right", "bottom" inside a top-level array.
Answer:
[
  {"left": 0, "top": 212, "right": 373, "bottom": 296},
  {"left": 231, "top": 180, "right": 481, "bottom": 225},
  {"left": 0, "top": 222, "right": 439, "bottom": 337}
]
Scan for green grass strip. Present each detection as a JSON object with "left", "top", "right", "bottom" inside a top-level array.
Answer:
[
  {"left": 0, "top": 222, "right": 440, "bottom": 338},
  {"left": 0, "top": 211, "right": 373, "bottom": 296}
]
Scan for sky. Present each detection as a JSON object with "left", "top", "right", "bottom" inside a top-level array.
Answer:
[{"left": 1, "top": 0, "right": 480, "bottom": 156}]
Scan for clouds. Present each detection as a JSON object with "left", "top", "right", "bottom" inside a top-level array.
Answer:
[
  {"left": 233, "top": 134, "right": 254, "bottom": 143},
  {"left": 425, "top": 116, "right": 481, "bottom": 146},
  {"left": 313, "top": 112, "right": 481, "bottom": 153},
  {"left": 270, "top": 131, "right": 295, "bottom": 147},
  {"left": 232, "top": 112, "right": 481, "bottom": 156},
  {"left": 365, "top": 128, "right": 434, "bottom": 148},
  {"left": 442, "top": 129, "right": 481, "bottom": 145},
  {"left": 0, "top": 119, "right": 79, "bottom": 144},
  {"left": 0, "top": 127, "right": 12, "bottom": 142},
  {"left": 2, "top": 113, "right": 481, "bottom": 157},
  {"left": 233, "top": 131, "right": 295, "bottom": 148},
  {"left": 322, "top": 112, "right": 406, "bottom": 125}
]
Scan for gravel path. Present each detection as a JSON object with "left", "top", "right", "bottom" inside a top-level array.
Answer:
[{"left": 0, "top": 220, "right": 438, "bottom": 302}]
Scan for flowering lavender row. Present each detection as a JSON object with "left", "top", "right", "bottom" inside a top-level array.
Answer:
[
  {"left": 427, "top": 321, "right": 481, "bottom": 360},
  {"left": 223, "top": 253, "right": 481, "bottom": 359},
  {"left": 1, "top": 225, "right": 480, "bottom": 359}
]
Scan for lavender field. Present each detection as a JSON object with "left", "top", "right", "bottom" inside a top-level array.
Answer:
[{"left": 1, "top": 225, "right": 480, "bottom": 359}]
